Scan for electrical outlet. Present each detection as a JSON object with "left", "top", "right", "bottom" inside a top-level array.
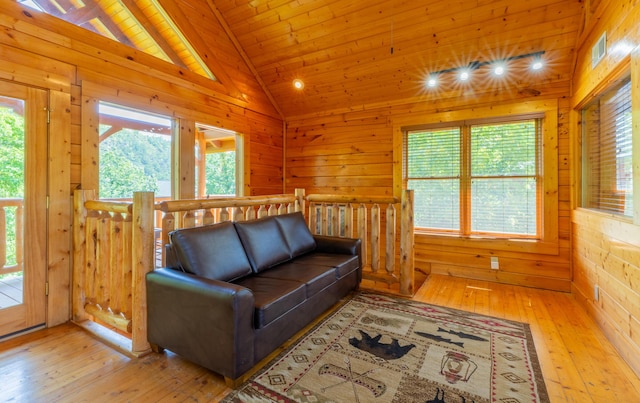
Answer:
[
  {"left": 490, "top": 257, "right": 499, "bottom": 270},
  {"left": 594, "top": 285, "right": 599, "bottom": 301}
]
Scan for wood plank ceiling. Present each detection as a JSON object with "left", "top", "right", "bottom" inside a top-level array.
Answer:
[
  {"left": 211, "top": 0, "right": 584, "bottom": 118},
  {"left": 20, "top": 0, "right": 585, "bottom": 119}
]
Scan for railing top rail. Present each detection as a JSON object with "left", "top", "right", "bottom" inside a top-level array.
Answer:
[
  {"left": 157, "top": 194, "right": 297, "bottom": 213},
  {"left": 306, "top": 194, "right": 400, "bottom": 204},
  {"left": 0, "top": 198, "right": 24, "bottom": 207},
  {"left": 85, "top": 200, "right": 133, "bottom": 214}
]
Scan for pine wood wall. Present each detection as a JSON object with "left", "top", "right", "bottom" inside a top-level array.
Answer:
[
  {"left": 0, "top": 2, "right": 283, "bottom": 327},
  {"left": 285, "top": 65, "right": 572, "bottom": 294},
  {"left": 570, "top": 0, "right": 640, "bottom": 376}
]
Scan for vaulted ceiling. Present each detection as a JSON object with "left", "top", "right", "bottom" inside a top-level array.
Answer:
[
  {"left": 215, "top": 0, "right": 584, "bottom": 118},
  {"left": 20, "top": 0, "right": 585, "bottom": 119}
]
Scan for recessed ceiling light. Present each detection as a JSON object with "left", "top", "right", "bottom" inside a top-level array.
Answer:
[
  {"left": 427, "top": 76, "right": 438, "bottom": 88},
  {"left": 292, "top": 79, "right": 305, "bottom": 90},
  {"left": 459, "top": 70, "right": 470, "bottom": 81},
  {"left": 531, "top": 59, "right": 544, "bottom": 71},
  {"left": 493, "top": 64, "right": 506, "bottom": 76}
]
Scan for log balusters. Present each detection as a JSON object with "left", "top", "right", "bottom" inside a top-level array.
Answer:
[
  {"left": 72, "top": 190, "right": 154, "bottom": 356},
  {"left": 155, "top": 190, "right": 304, "bottom": 267},
  {"left": 306, "top": 190, "right": 414, "bottom": 296}
]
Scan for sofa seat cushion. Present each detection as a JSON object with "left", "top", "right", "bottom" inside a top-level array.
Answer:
[
  {"left": 169, "top": 222, "right": 252, "bottom": 282},
  {"left": 258, "top": 262, "right": 336, "bottom": 298},
  {"left": 294, "top": 253, "right": 360, "bottom": 278},
  {"left": 234, "top": 217, "right": 290, "bottom": 273},
  {"left": 234, "top": 276, "right": 306, "bottom": 329}
]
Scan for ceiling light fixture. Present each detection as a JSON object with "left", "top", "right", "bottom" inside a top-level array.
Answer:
[
  {"left": 425, "top": 50, "right": 545, "bottom": 89},
  {"left": 292, "top": 79, "right": 305, "bottom": 90},
  {"left": 531, "top": 59, "right": 544, "bottom": 71},
  {"left": 493, "top": 63, "right": 506, "bottom": 76}
]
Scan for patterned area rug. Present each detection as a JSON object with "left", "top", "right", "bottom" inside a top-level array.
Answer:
[{"left": 223, "top": 292, "right": 549, "bottom": 403}]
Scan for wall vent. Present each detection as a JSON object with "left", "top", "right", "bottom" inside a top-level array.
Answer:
[{"left": 592, "top": 32, "right": 606, "bottom": 68}]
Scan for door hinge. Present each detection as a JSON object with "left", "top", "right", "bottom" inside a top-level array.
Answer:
[{"left": 45, "top": 282, "right": 49, "bottom": 296}]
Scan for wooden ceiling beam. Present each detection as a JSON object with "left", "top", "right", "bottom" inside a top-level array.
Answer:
[
  {"left": 68, "top": 0, "right": 136, "bottom": 47},
  {"left": 156, "top": 0, "right": 244, "bottom": 100},
  {"left": 120, "top": 0, "right": 188, "bottom": 69},
  {"left": 204, "top": 0, "right": 283, "bottom": 119}
]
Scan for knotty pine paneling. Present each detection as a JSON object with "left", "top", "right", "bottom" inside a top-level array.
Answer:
[
  {"left": 571, "top": 0, "right": 640, "bottom": 377},
  {"left": 215, "top": 0, "right": 582, "bottom": 117},
  {"left": 286, "top": 93, "right": 572, "bottom": 292},
  {"left": 0, "top": 0, "right": 284, "bottom": 328}
]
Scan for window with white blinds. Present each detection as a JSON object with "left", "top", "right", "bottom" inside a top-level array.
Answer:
[
  {"left": 582, "top": 78, "right": 633, "bottom": 217},
  {"left": 405, "top": 117, "right": 541, "bottom": 237}
]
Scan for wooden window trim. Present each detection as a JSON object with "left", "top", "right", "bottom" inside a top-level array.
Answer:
[{"left": 392, "top": 100, "right": 559, "bottom": 255}]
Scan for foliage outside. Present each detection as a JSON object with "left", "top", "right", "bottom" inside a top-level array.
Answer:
[
  {"left": 99, "top": 127, "right": 169, "bottom": 198},
  {"left": 407, "top": 120, "right": 538, "bottom": 236},
  {"left": 0, "top": 106, "right": 24, "bottom": 269}
]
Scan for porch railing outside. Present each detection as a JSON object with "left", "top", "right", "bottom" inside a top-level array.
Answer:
[
  {"left": 0, "top": 198, "right": 23, "bottom": 276},
  {"left": 71, "top": 188, "right": 414, "bottom": 356}
]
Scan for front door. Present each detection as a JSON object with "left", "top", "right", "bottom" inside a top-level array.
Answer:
[{"left": 0, "top": 80, "right": 47, "bottom": 338}]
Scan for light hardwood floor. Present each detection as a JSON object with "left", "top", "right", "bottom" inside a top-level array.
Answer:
[{"left": 1, "top": 274, "right": 639, "bottom": 402}]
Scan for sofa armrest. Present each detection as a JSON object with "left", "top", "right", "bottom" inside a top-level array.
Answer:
[
  {"left": 146, "top": 268, "right": 255, "bottom": 379},
  {"left": 314, "top": 235, "right": 361, "bottom": 256}
]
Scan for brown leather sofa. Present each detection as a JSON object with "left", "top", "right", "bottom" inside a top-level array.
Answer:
[{"left": 146, "top": 212, "right": 362, "bottom": 384}]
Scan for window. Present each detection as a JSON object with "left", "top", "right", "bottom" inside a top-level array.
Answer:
[
  {"left": 582, "top": 77, "right": 632, "bottom": 216},
  {"left": 195, "top": 124, "right": 239, "bottom": 197},
  {"left": 99, "top": 103, "right": 173, "bottom": 198},
  {"left": 405, "top": 117, "right": 541, "bottom": 238}
]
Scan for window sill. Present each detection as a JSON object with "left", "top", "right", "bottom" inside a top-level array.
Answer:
[{"left": 414, "top": 231, "right": 559, "bottom": 255}]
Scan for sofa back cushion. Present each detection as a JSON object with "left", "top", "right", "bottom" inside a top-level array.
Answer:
[
  {"left": 234, "top": 216, "right": 291, "bottom": 273},
  {"left": 169, "top": 221, "right": 253, "bottom": 282},
  {"left": 274, "top": 212, "right": 316, "bottom": 258}
]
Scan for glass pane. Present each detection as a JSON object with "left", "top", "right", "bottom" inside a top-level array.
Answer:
[
  {"left": 471, "top": 178, "right": 536, "bottom": 235},
  {"left": 471, "top": 120, "right": 537, "bottom": 176},
  {"left": 204, "top": 152, "right": 236, "bottom": 196},
  {"left": 17, "top": 0, "right": 214, "bottom": 80},
  {"left": 409, "top": 179, "right": 459, "bottom": 231},
  {"left": 0, "top": 96, "right": 25, "bottom": 309},
  {"left": 582, "top": 78, "right": 632, "bottom": 216},
  {"left": 99, "top": 103, "right": 172, "bottom": 199},
  {"left": 195, "top": 124, "right": 237, "bottom": 197},
  {"left": 407, "top": 128, "right": 460, "bottom": 178}
]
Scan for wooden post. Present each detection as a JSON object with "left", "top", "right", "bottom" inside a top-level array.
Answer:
[
  {"left": 345, "top": 204, "right": 354, "bottom": 238},
  {"left": 110, "top": 213, "right": 124, "bottom": 315},
  {"left": 357, "top": 204, "right": 368, "bottom": 268},
  {"left": 131, "top": 191, "right": 154, "bottom": 354},
  {"left": 0, "top": 207, "right": 6, "bottom": 269},
  {"left": 96, "top": 211, "right": 111, "bottom": 310},
  {"left": 371, "top": 204, "right": 380, "bottom": 272},
  {"left": 295, "top": 188, "right": 305, "bottom": 214},
  {"left": 331, "top": 203, "right": 340, "bottom": 236},
  {"left": 73, "top": 190, "right": 95, "bottom": 322},
  {"left": 400, "top": 190, "right": 415, "bottom": 296},
  {"left": 385, "top": 203, "right": 396, "bottom": 275},
  {"left": 15, "top": 203, "right": 23, "bottom": 270},
  {"left": 309, "top": 203, "right": 318, "bottom": 234}
]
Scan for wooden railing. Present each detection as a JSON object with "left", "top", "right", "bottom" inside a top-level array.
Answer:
[
  {"left": 0, "top": 198, "right": 23, "bottom": 276},
  {"left": 71, "top": 188, "right": 414, "bottom": 355},
  {"left": 307, "top": 190, "right": 414, "bottom": 295},
  {"left": 155, "top": 189, "right": 305, "bottom": 266},
  {"left": 72, "top": 190, "right": 155, "bottom": 356}
]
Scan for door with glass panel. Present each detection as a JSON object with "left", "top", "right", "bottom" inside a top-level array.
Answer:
[{"left": 0, "top": 81, "right": 47, "bottom": 338}]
